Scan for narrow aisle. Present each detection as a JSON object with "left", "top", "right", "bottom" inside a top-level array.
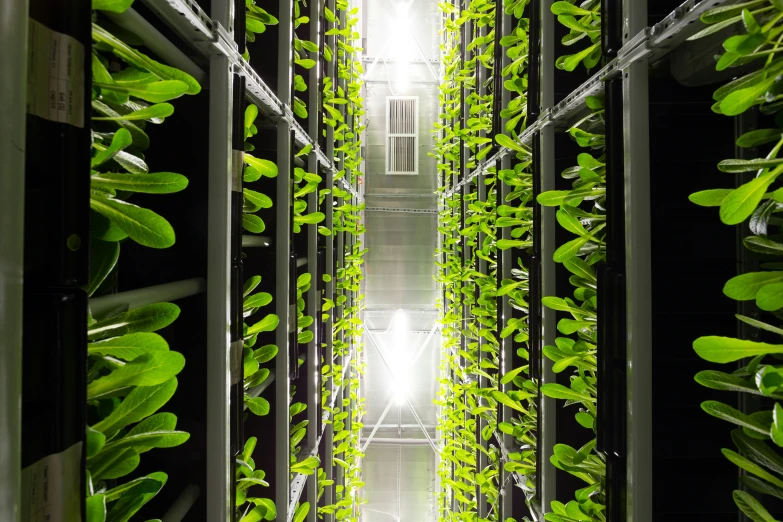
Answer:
[{"left": 358, "top": 0, "right": 443, "bottom": 521}]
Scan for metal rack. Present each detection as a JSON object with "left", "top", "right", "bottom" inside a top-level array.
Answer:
[
  {"left": 138, "top": 0, "right": 361, "bottom": 201},
  {"left": 437, "top": 0, "right": 742, "bottom": 521},
  {"left": 440, "top": 0, "right": 735, "bottom": 201},
  {"left": 9, "top": 0, "right": 364, "bottom": 520}
]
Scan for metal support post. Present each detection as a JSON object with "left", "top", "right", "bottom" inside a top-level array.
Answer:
[
  {"left": 539, "top": 0, "right": 557, "bottom": 514},
  {"left": 276, "top": 0, "right": 294, "bottom": 515},
  {"left": 89, "top": 278, "right": 206, "bottom": 317},
  {"left": 206, "top": 51, "right": 233, "bottom": 522},
  {"left": 621, "top": 0, "right": 650, "bottom": 519},
  {"left": 323, "top": 170, "right": 336, "bottom": 521},
  {"left": 306, "top": 1, "right": 323, "bottom": 519},
  {"left": 0, "top": 0, "right": 28, "bottom": 518}
]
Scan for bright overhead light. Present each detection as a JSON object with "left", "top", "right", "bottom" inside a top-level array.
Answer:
[{"left": 393, "top": 4, "right": 415, "bottom": 91}]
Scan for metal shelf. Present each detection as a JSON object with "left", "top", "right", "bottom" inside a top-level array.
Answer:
[
  {"left": 142, "top": 0, "right": 361, "bottom": 201},
  {"left": 439, "top": 0, "right": 737, "bottom": 200},
  {"left": 287, "top": 350, "right": 354, "bottom": 522}
]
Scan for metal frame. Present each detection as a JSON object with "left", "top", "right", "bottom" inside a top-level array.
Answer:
[
  {"left": 275, "top": 0, "right": 294, "bottom": 517},
  {"left": 0, "top": 0, "right": 28, "bottom": 518},
  {"left": 538, "top": 0, "right": 556, "bottom": 514},
  {"left": 140, "top": 0, "right": 360, "bottom": 201},
  {"left": 439, "top": 0, "right": 739, "bottom": 201}
]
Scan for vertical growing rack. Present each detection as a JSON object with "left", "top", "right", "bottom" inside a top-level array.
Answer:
[
  {"left": 10, "top": 0, "right": 366, "bottom": 520},
  {"left": 436, "top": 0, "right": 775, "bottom": 521}
]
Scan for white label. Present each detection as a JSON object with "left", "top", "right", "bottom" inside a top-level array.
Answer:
[
  {"left": 22, "top": 442, "right": 83, "bottom": 522},
  {"left": 27, "top": 19, "right": 85, "bottom": 128},
  {"left": 232, "top": 150, "right": 244, "bottom": 193}
]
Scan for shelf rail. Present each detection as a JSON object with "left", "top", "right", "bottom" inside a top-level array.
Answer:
[
  {"left": 439, "top": 0, "right": 739, "bottom": 200},
  {"left": 287, "top": 350, "right": 354, "bottom": 522},
  {"left": 139, "top": 0, "right": 361, "bottom": 201}
]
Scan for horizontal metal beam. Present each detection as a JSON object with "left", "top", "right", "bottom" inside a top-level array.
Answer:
[
  {"left": 104, "top": 7, "right": 207, "bottom": 84},
  {"left": 360, "top": 438, "right": 440, "bottom": 446},
  {"left": 139, "top": 0, "right": 361, "bottom": 202},
  {"left": 363, "top": 424, "right": 437, "bottom": 430},
  {"left": 364, "top": 308, "right": 438, "bottom": 313},
  {"left": 364, "top": 207, "right": 437, "bottom": 214},
  {"left": 439, "top": 0, "right": 739, "bottom": 200},
  {"left": 361, "top": 56, "right": 440, "bottom": 64},
  {"left": 364, "top": 79, "right": 439, "bottom": 86},
  {"left": 365, "top": 192, "right": 435, "bottom": 198},
  {"left": 89, "top": 278, "right": 206, "bottom": 317},
  {"left": 161, "top": 484, "right": 201, "bottom": 522}
]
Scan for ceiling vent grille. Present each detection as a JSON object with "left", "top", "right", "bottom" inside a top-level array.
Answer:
[{"left": 386, "top": 96, "right": 419, "bottom": 175}]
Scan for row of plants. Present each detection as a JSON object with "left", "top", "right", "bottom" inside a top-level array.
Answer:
[
  {"left": 446, "top": 1, "right": 783, "bottom": 521},
  {"left": 435, "top": 0, "right": 495, "bottom": 517},
  {"left": 85, "top": 0, "right": 368, "bottom": 521},
  {"left": 86, "top": 0, "right": 201, "bottom": 520},
  {"left": 688, "top": 2, "right": 783, "bottom": 520},
  {"left": 434, "top": 0, "right": 539, "bottom": 520},
  {"left": 318, "top": 1, "right": 368, "bottom": 519},
  {"left": 537, "top": 98, "right": 607, "bottom": 522},
  {"left": 237, "top": 0, "right": 368, "bottom": 519},
  {"left": 493, "top": 1, "right": 540, "bottom": 516},
  {"left": 234, "top": 103, "right": 278, "bottom": 522}
]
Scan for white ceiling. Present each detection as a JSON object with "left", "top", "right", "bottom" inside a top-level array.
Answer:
[{"left": 357, "top": 0, "right": 442, "bottom": 519}]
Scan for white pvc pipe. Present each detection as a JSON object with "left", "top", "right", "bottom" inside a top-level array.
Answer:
[
  {"left": 161, "top": 484, "right": 201, "bottom": 522},
  {"left": 89, "top": 277, "right": 206, "bottom": 317},
  {"left": 104, "top": 8, "right": 207, "bottom": 86}
]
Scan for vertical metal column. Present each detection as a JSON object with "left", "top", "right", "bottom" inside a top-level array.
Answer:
[
  {"left": 622, "top": 42, "right": 652, "bottom": 522},
  {"left": 621, "top": 2, "right": 650, "bottom": 521},
  {"left": 276, "top": 0, "right": 294, "bottom": 514},
  {"left": 206, "top": 50, "right": 234, "bottom": 522},
  {"left": 498, "top": 5, "right": 516, "bottom": 517},
  {"left": 209, "top": 5, "right": 234, "bottom": 521},
  {"left": 323, "top": 168, "right": 335, "bottom": 521},
  {"left": 335, "top": 191, "right": 346, "bottom": 495},
  {"left": 322, "top": 3, "right": 337, "bottom": 516},
  {"left": 306, "top": 0, "right": 323, "bottom": 519},
  {"left": 0, "top": 1, "right": 28, "bottom": 519},
  {"left": 538, "top": 0, "right": 557, "bottom": 513}
]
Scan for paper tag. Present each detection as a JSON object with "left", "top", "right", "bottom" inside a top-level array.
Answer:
[
  {"left": 230, "top": 339, "right": 244, "bottom": 385},
  {"left": 22, "top": 442, "right": 83, "bottom": 522},
  {"left": 232, "top": 149, "right": 244, "bottom": 193},
  {"left": 27, "top": 19, "right": 85, "bottom": 128}
]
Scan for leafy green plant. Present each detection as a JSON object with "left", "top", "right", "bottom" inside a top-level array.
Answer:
[
  {"left": 536, "top": 96, "right": 605, "bottom": 522},
  {"left": 244, "top": 1, "right": 279, "bottom": 60},
  {"left": 550, "top": 0, "right": 601, "bottom": 71},
  {"left": 235, "top": 100, "right": 279, "bottom": 521},
  {"left": 434, "top": 0, "right": 538, "bottom": 519},
  {"left": 85, "top": 2, "right": 204, "bottom": 518},
  {"left": 90, "top": 19, "right": 199, "bottom": 251},
  {"left": 242, "top": 105, "right": 278, "bottom": 235},
  {"left": 86, "top": 303, "right": 188, "bottom": 520},
  {"left": 688, "top": 3, "right": 783, "bottom": 519},
  {"left": 236, "top": 437, "right": 276, "bottom": 521}
]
